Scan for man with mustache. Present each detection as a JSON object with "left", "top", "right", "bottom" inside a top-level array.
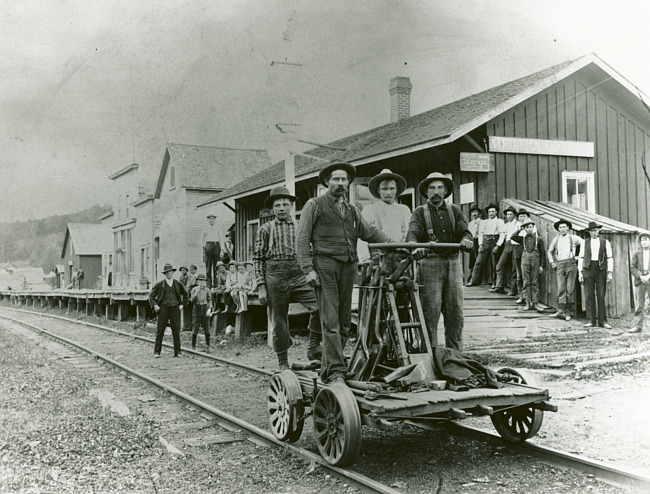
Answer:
[
  {"left": 297, "top": 161, "right": 392, "bottom": 385},
  {"left": 406, "top": 172, "right": 474, "bottom": 351},
  {"left": 466, "top": 204, "right": 505, "bottom": 287}
]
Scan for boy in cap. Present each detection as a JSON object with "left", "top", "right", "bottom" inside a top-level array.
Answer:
[
  {"left": 467, "top": 204, "right": 505, "bottom": 287},
  {"left": 255, "top": 185, "right": 322, "bottom": 370},
  {"left": 406, "top": 172, "right": 474, "bottom": 351},
  {"left": 190, "top": 274, "right": 211, "bottom": 351},
  {"left": 511, "top": 219, "right": 546, "bottom": 312},
  {"left": 547, "top": 219, "right": 582, "bottom": 320},
  {"left": 578, "top": 221, "right": 613, "bottom": 329},
  {"left": 297, "top": 161, "right": 392, "bottom": 384},
  {"left": 629, "top": 232, "right": 650, "bottom": 333},
  {"left": 148, "top": 263, "right": 188, "bottom": 357},
  {"left": 512, "top": 209, "right": 533, "bottom": 303}
]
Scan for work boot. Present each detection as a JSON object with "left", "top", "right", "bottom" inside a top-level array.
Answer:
[
  {"left": 489, "top": 287, "right": 505, "bottom": 294},
  {"left": 515, "top": 297, "right": 526, "bottom": 305},
  {"left": 191, "top": 335, "right": 197, "bottom": 350},
  {"left": 507, "top": 288, "right": 517, "bottom": 296},
  {"left": 307, "top": 330, "right": 322, "bottom": 361},
  {"left": 534, "top": 302, "right": 545, "bottom": 313},
  {"left": 278, "top": 351, "right": 290, "bottom": 372},
  {"left": 205, "top": 333, "right": 210, "bottom": 349},
  {"left": 522, "top": 302, "right": 532, "bottom": 311}
]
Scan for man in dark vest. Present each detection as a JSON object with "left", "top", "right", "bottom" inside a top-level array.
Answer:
[
  {"left": 297, "top": 161, "right": 392, "bottom": 385},
  {"left": 577, "top": 221, "right": 613, "bottom": 329},
  {"left": 406, "top": 172, "right": 474, "bottom": 351},
  {"left": 148, "top": 263, "right": 189, "bottom": 357}
]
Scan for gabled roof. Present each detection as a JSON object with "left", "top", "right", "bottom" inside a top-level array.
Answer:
[
  {"left": 61, "top": 223, "right": 113, "bottom": 258},
  {"left": 502, "top": 199, "right": 650, "bottom": 235},
  {"left": 154, "top": 144, "right": 271, "bottom": 199},
  {"left": 201, "top": 53, "right": 650, "bottom": 206}
]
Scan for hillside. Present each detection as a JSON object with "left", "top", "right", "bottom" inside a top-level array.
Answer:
[{"left": 0, "top": 205, "right": 112, "bottom": 272}]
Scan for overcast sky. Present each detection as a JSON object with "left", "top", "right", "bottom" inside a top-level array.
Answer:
[{"left": 1, "top": 0, "right": 649, "bottom": 223}]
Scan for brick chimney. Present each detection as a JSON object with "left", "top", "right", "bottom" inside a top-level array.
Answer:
[{"left": 389, "top": 76, "right": 412, "bottom": 123}]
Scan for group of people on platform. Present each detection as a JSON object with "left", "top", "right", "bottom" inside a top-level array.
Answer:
[{"left": 147, "top": 160, "right": 650, "bottom": 386}]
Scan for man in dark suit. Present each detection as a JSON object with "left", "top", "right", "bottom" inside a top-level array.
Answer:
[
  {"left": 148, "top": 263, "right": 188, "bottom": 357},
  {"left": 578, "top": 221, "right": 613, "bottom": 329},
  {"left": 629, "top": 232, "right": 650, "bottom": 333}
]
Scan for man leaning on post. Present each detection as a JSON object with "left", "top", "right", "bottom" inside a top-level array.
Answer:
[
  {"left": 148, "top": 263, "right": 189, "bottom": 358},
  {"left": 406, "top": 172, "right": 474, "bottom": 351},
  {"left": 296, "top": 160, "right": 392, "bottom": 385}
]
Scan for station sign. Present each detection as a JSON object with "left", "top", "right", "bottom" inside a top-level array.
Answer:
[
  {"left": 488, "top": 136, "right": 594, "bottom": 158},
  {"left": 460, "top": 153, "right": 494, "bottom": 172}
]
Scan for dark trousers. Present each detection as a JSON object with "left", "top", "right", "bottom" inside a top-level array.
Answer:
[
  {"left": 634, "top": 282, "right": 648, "bottom": 329},
  {"left": 583, "top": 264, "right": 608, "bottom": 325},
  {"left": 154, "top": 304, "right": 181, "bottom": 355},
  {"left": 465, "top": 238, "right": 479, "bottom": 282},
  {"left": 419, "top": 256, "right": 464, "bottom": 351},
  {"left": 513, "top": 251, "right": 523, "bottom": 295},
  {"left": 204, "top": 241, "right": 221, "bottom": 287},
  {"left": 266, "top": 259, "right": 321, "bottom": 354},
  {"left": 469, "top": 236, "right": 497, "bottom": 285},
  {"left": 192, "top": 303, "right": 210, "bottom": 336},
  {"left": 313, "top": 255, "right": 356, "bottom": 382},
  {"left": 495, "top": 242, "right": 515, "bottom": 289},
  {"left": 521, "top": 253, "right": 540, "bottom": 303}
]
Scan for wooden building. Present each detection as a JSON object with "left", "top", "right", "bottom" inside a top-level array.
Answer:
[
  {"left": 199, "top": 53, "right": 650, "bottom": 281},
  {"left": 61, "top": 223, "right": 112, "bottom": 289},
  {"left": 501, "top": 198, "right": 649, "bottom": 317}
]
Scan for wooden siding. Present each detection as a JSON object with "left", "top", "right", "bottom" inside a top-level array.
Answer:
[{"left": 487, "top": 74, "right": 650, "bottom": 231}]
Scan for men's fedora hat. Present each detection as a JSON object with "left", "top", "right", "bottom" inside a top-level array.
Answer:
[
  {"left": 318, "top": 160, "right": 356, "bottom": 186},
  {"left": 418, "top": 172, "right": 453, "bottom": 198},
  {"left": 485, "top": 203, "right": 499, "bottom": 213},
  {"left": 585, "top": 221, "right": 602, "bottom": 231},
  {"left": 206, "top": 213, "right": 216, "bottom": 219},
  {"left": 368, "top": 168, "right": 407, "bottom": 198},
  {"left": 469, "top": 204, "right": 482, "bottom": 214},
  {"left": 517, "top": 208, "right": 530, "bottom": 217},
  {"left": 554, "top": 218, "right": 573, "bottom": 231},
  {"left": 264, "top": 185, "right": 297, "bottom": 209},
  {"left": 521, "top": 219, "right": 536, "bottom": 229},
  {"left": 162, "top": 263, "right": 176, "bottom": 273},
  {"left": 504, "top": 206, "right": 517, "bottom": 215},
  {"left": 197, "top": 274, "right": 207, "bottom": 281}
]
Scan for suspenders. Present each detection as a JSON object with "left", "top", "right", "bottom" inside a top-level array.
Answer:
[{"left": 420, "top": 202, "right": 456, "bottom": 242}]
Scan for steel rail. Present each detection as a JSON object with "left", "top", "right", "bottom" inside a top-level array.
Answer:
[
  {"left": 4, "top": 306, "right": 650, "bottom": 490},
  {"left": 0, "top": 311, "right": 401, "bottom": 494}
]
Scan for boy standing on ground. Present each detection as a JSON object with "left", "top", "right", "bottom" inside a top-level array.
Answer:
[
  {"left": 547, "top": 219, "right": 582, "bottom": 321},
  {"left": 511, "top": 219, "right": 545, "bottom": 312},
  {"left": 190, "top": 274, "right": 211, "bottom": 351}
]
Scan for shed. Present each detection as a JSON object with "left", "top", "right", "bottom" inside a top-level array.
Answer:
[
  {"left": 61, "top": 223, "right": 113, "bottom": 289},
  {"left": 501, "top": 199, "right": 650, "bottom": 318}
]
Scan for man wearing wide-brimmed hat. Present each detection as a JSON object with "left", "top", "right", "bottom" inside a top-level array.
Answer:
[
  {"left": 406, "top": 172, "right": 473, "bottom": 351},
  {"left": 254, "top": 185, "right": 322, "bottom": 370},
  {"left": 361, "top": 168, "right": 412, "bottom": 273},
  {"left": 577, "top": 221, "right": 613, "bottom": 329},
  {"left": 201, "top": 213, "right": 225, "bottom": 289},
  {"left": 492, "top": 206, "right": 520, "bottom": 294},
  {"left": 628, "top": 231, "right": 650, "bottom": 333},
  {"left": 547, "top": 219, "right": 583, "bottom": 320},
  {"left": 148, "top": 263, "right": 189, "bottom": 357},
  {"left": 512, "top": 209, "right": 534, "bottom": 303},
  {"left": 510, "top": 219, "right": 546, "bottom": 312},
  {"left": 297, "top": 161, "right": 392, "bottom": 384},
  {"left": 467, "top": 203, "right": 505, "bottom": 287}
]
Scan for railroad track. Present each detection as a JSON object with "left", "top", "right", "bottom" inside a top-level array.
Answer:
[{"left": 1, "top": 305, "right": 648, "bottom": 492}]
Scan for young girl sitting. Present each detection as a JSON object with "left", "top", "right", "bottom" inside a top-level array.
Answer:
[{"left": 224, "top": 261, "right": 239, "bottom": 312}]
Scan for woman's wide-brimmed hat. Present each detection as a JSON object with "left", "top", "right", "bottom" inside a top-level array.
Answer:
[
  {"left": 417, "top": 172, "right": 453, "bottom": 198},
  {"left": 318, "top": 160, "right": 356, "bottom": 186},
  {"left": 554, "top": 219, "right": 573, "bottom": 231},
  {"left": 368, "top": 168, "right": 407, "bottom": 198},
  {"left": 264, "top": 185, "right": 297, "bottom": 209},
  {"left": 162, "top": 263, "right": 176, "bottom": 273}
]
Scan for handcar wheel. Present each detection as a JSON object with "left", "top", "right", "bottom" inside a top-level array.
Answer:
[
  {"left": 313, "top": 383, "right": 362, "bottom": 466},
  {"left": 492, "top": 367, "right": 543, "bottom": 442},
  {"left": 267, "top": 370, "right": 304, "bottom": 443}
]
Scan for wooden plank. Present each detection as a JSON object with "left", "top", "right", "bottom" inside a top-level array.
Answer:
[
  {"left": 547, "top": 88, "right": 560, "bottom": 202},
  {"left": 637, "top": 128, "right": 649, "bottom": 230},
  {"left": 564, "top": 78, "right": 577, "bottom": 141},
  {"left": 607, "top": 105, "right": 620, "bottom": 220},
  {"left": 626, "top": 119, "right": 639, "bottom": 226},
  {"left": 525, "top": 102, "right": 539, "bottom": 199},
  {"left": 537, "top": 94, "right": 550, "bottom": 201},
  {"left": 596, "top": 96, "right": 609, "bottom": 215},
  {"left": 617, "top": 114, "right": 628, "bottom": 224}
]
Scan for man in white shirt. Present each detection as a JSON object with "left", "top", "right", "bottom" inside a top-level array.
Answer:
[
  {"left": 547, "top": 219, "right": 583, "bottom": 321},
  {"left": 201, "top": 213, "right": 225, "bottom": 288},
  {"left": 577, "top": 221, "right": 613, "bottom": 329},
  {"left": 362, "top": 169, "right": 412, "bottom": 275},
  {"left": 466, "top": 204, "right": 505, "bottom": 287},
  {"left": 491, "top": 206, "right": 519, "bottom": 294},
  {"left": 628, "top": 232, "right": 650, "bottom": 333},
  {"left": 466, "top": 205, "right": 482, "bottom": 283}
]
